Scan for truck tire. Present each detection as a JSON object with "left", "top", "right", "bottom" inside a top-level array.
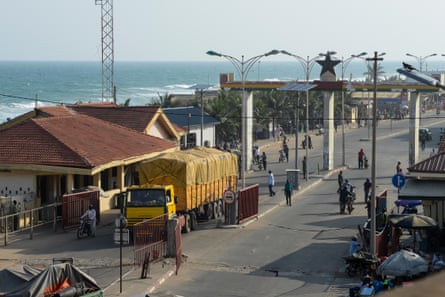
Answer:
[
  {"left": 212, "top": 201, "right": 218, "bottom": 219},
  {"left": 205, "top": 203, "right": 213, "bottom": 220},
  {"left": 190, "top": 211, "right": 197, "bottom": 231},
  {"left": 217, "top": 200, "right": 223, "bottom": 217},
  {"left": 183, "top": 214, "right": 191, "bottom": 233}
]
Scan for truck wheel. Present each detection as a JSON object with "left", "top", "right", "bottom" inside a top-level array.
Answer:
[
  {"left": 190, "top": 211, "right": 197, "bottom": 230},
  {"left": 212, "top": 202, "right": 218, "bottom": 219},
  {"left": 217, "top": 200, "right": 223, "bottom": 217},
  {"left": 205, "top": 204, "right": 213, "bottom": 220},
  {"left": 183, "top": 214, "right": 191, "bottom": 233}
]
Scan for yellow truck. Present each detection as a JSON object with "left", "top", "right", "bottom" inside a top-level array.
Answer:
[{"left": 124, "top": 147, "right": 238, "bottom": 232}]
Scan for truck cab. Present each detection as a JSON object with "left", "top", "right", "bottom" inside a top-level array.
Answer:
[{"left": 124, "top": 184, "right": 177, "bottom": 227}]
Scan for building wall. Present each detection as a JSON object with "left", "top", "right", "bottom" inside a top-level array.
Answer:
[{"left": 0, "top": 172, "right": 35, "bottom": 212}]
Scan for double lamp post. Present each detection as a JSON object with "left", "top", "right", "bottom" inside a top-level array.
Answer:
[{"left": 206, "top": 49, "right": 280, "bottom": 188}]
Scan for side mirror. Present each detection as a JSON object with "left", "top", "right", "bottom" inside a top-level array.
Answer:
[{"left": 174, "top": 196, "right": 178, "bottom": 204}]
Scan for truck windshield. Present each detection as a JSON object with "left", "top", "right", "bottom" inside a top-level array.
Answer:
[{"left": 128, "top": 189, "right": 165, "bottom": 206}]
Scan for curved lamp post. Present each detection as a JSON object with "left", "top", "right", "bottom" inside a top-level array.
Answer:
[
  {"left": 340, "top": 52, "right": 367, "bottom": 166},
  {"left": 206, "top": 50, "right": 280, "bottom": 188},
  {"left": 406, "top": 53, "right": 437, "bottom": 72},
  {"left": 280, "top": 50, "right": 336, "bottom": 180}
]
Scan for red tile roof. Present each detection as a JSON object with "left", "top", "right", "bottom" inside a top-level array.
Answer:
[
  {"left": 408, "top": 151, "right": 445, "bottom": 173},
  {"left": 67, "top": 104, "right": 161, "bottom": 132},
  {"left": 0, "top": 115, "right": 176, "bottom": 170}
]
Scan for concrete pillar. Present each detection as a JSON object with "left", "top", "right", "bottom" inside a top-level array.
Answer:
[
  {"left": 66, "top": 174, "right": 74, "bottom": 193},
  {"left": 116, "top": 165, "right": 124, "bottom": 191},
  {"left": 408, "top": 92, "right": 420, "bottom": 167},
  {"left": 93, "top": 173, "right": 102, "bottom": 190},
  {"left": 167, "top": 219, "right": 178, "bottom": 257},
  {"left": 323, "top": 91, "right": 335, "bottom": 170}
]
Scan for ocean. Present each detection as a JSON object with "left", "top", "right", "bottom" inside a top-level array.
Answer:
[{"left": 1, "top": 60, "right": 444, "bottom": 124}]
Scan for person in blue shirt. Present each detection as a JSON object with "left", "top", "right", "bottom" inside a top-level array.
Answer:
[{"left": 349, "top": 235, "right": 360, "bottom": 256}]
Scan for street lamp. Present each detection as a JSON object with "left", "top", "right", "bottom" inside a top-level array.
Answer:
[
  {"left": 406, "top": 53, "right": 437, "bottom": 72},
  {"left": 281, "top": 50, "right": 335, "bottom": 181},
  {"left": 339, "top": 52, "right": 367, "bottom": 166},
  {"left": 190, "top": 84, "right": 213, "bottom": 146},
  {"left": 206, "top": 50, "right": 280, "bottom": 188}
]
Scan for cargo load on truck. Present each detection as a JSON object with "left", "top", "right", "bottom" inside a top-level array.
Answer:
[
  {"left": 137, "top": 147, "right": 238, "bottom": 213},
  {"left": 126, "top": 147, "right": 238, "bottom": 232}
]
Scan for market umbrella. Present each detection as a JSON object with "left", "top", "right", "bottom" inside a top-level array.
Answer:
[
  {"left": 377, "top": 249, "right": 429, "bottom": 277},
  {"left": 389, "top": 214, "right": 437, "bottom": 229},
  {"left": 389, "top": 214, "right": 437, "bottom": 251}
]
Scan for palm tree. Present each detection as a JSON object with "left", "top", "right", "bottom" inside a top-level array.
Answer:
[
  {"left": 205, "top": 89, "right": 242, "bottom": 145},
  {"left": 363, "top": 62, "right": 386, "bottom": 82}
]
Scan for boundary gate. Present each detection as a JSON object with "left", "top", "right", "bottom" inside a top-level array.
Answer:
[
  {"left": 61, "top": 190, "right": 100, "bottom": 230},
  {"left": 133, "top": 215, "right": 168, "bottom": 266},
  {"left": 238, "top": 184, "right": 259, "bottom": 224}
]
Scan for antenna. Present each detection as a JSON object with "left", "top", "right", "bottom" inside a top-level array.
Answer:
[{"left": 95, "top": 0, "right": 115, "bottom": 103}]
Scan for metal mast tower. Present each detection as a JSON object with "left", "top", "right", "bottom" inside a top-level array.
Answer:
[{"left": 95, "top": 0, "right": 115, "bottom": 102}]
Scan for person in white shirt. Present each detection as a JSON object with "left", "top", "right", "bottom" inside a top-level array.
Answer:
[{"left": 81, "top": 204, "right": 97, "bottom": 237}]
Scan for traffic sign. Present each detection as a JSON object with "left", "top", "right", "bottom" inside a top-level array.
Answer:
[
  {"left": 392, "top": 174, "right": 406, "bottom": 189},
  {"left": 223, "top": 190, "right": 236, "bottom": 204}
]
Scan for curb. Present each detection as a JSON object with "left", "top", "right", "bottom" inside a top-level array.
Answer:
[{"left": 144, "top": 268, "right": 176, "bottom": 296}]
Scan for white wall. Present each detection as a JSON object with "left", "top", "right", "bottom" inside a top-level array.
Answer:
[{"left": 0, "top": 173, "right": 35, "bottom": 211}]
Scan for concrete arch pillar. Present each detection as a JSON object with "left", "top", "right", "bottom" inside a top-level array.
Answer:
[{"left": 323, "top": 91, "right": 335, "bottom": 170}]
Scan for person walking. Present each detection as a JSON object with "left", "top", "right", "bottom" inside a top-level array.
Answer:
[
  {"left": 283, "top": 142, "right": 289, "bottom": 163},
  {"left": 262, "top": 152, "right": 267, "bottom": 171},
  {"left": 358, "top": 148, "right": 365, "bottom": 169},
  {"left": 363, "top": 178, "right": 372, "bottom": 203},
  {"left": 338, "top": 170, "right": 344, "bottom": 192},
  {"left": 302, "top": 156, "right": 307, "bottom": 180},
  {"left": 284, "top": 179, "right": 293, "bottom": 206},
  {"left": 308, "top": 135, "right": 313, "bottom": 149},
  {"left": 268, "top": 170, "right": 276, "bottom": 197},
  {"left": 396, "top": 161, "right": 401, "bottom": 174},
  {"left": 11, "top": 200, "right": 20, "bottom": 231}
]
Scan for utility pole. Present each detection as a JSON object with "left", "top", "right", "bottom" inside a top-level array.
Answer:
[
  {"left": 366, "top": 51, "right": 384, "bottom": 256},
  {"left": 95, "top": 0, "right": 115, "bottom": 103}
]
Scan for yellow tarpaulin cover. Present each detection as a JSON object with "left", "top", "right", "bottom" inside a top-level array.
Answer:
[
  {"left": 137, "top": 147, "right": 238, "bottom": 186},
  {"left": 137, "top": 147, "right": 238, "bottom": 211}
]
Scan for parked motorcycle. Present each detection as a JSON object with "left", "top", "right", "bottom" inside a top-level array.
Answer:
[{"left": 77, "top": 218, "right": 92, "bottom": 239}]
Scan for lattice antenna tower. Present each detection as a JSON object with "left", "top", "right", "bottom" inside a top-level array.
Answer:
[{"left": 95, "top": 0, "right": 115, "bottom": 102}]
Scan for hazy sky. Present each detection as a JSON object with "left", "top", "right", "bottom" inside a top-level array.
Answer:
[{"left": 1, "top": 0, "right": 445, "bottom": 62}]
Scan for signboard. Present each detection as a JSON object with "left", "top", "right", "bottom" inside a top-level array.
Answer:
[
  {"left": 223, "top": 190, "right": 236, "bottom": 204},
  {"left": 392, "top": 174, "right": 406, "bottom": 189}
]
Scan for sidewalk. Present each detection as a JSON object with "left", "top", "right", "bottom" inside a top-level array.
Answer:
[{"left": 102, "top": 135, "right": 343, "bottom": 296}]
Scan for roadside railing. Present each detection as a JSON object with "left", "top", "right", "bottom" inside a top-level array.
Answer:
[{"left": 0, "top": 202, "right": 60, "bottom": 246}]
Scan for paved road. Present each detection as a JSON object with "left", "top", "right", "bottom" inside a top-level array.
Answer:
[{"left": 1, "top": 110, "right": 444, "bottom": 296}]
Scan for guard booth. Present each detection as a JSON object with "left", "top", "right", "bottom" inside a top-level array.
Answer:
[{"left": 286, "top": 169, "right": 300, "bottom": 191}]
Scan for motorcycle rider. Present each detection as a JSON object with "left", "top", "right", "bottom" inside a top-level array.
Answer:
[
  {"left": 81, "top": 204, "right": 97, "bottom": 237},
  {"left": 339, "top": 179, "right": 353, "bottom": 214}
]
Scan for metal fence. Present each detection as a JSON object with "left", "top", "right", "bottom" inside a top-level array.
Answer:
[
  {"left": 0, "top": 202, "right": 60, "bottom": 246},
  {"left": 133, "top": 214, "right": 168, "bottom": 266},
  {"left": 61, "top": 190, "right": 100, "bottom": 230},
  {"left": 238, "top": 184, "right": 259, "bottom": 224}
]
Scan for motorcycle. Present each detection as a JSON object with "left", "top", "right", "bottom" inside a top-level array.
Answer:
[
  {"left": 77, "top": 218, "right": 92, "bottom": 239},
  {"left": 346, "top": 186, "right": 356, "bottom": 214}
]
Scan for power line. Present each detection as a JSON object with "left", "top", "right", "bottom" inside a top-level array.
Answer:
[{"left": 0, "top": 93, "right": 66, "bottom": 105}]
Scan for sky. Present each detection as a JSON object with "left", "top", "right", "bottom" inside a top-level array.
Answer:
[{"left": 1, "top": 0, "right": 445, "bottom": 62}]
